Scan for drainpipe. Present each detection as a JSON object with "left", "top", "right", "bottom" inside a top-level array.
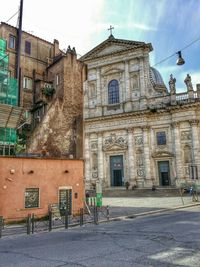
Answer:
[{"left": 16, "top": 0, "right": 23, "bottom": 106}]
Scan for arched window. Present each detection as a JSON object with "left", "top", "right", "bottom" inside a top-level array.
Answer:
[{"left": 108, "top": 79, "right": 119, "bottom": 104}]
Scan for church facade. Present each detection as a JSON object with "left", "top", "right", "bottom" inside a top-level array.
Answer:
[{"left": 81, "top": 34, "right": 200, "bottom": 189}]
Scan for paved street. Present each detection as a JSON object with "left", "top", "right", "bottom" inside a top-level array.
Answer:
[
  {"left": 1, "top": 205, "right": 200, "bottom": 267},
  {"left": 102, "top": 195, "right": 194, "bottom": 218}
]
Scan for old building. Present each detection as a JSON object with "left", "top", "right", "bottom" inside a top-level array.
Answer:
[
  {"left": 0, "top": 22, "right": 84, "bottom": 158},
  {"left": 0, "top": 156, "right": 84, "bottom": 219},
  {"left": 81, "top": 34, "right": 200, "bottom": 189}
]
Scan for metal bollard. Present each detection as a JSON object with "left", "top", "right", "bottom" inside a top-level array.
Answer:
[
  {"left": 106, "top": 205, "right": 110, "bottom": 221},
  {"left": 0, "top": 216, "right": 3, "bottom": 238},
  {"left": 80, "top": 208, "right": 84, "bottom": 226},
  {"left": 27, "top": 214, "right": 31, "bottom": 235},
  {"left": 65, "top": 209, "right": 69, "bottom": 229},
  {"left": 31, "top": 214, "right": 35, "bottom": 234},
  {"left": 48, "top": 210, "right": 52, "bottom": 232},
  {"left": 96, "top": 206, "right": 99, "bottom": 224},
  {"left": 93, "top": 205, "right": 98, "bottom": 225}
]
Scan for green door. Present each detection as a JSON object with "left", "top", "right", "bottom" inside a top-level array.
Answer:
[
  {"left": 110, "top": 155, "right": 124, "bottom": 186},
  {"left": 158, "top": 161, "right": 170, "bottom": 186}
]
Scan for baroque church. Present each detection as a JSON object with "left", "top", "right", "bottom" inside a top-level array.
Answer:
[{"left": 81, "top": 33, "right": 200, "bottom": 190}]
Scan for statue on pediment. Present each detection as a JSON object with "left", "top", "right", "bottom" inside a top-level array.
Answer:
[
  {"left": 169, "top": 74, "right": 176, "bottom": 94},
  {"left": 184, "top": 74, "right": 193, "bottom": 91}
]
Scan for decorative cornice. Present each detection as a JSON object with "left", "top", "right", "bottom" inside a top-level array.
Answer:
[{"left": 85, "top": 101, "right": 200, "bottom": 123}]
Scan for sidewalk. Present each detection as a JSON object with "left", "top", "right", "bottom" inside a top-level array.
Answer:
[{"left": 102, "top": 195, "right": 198, "bottom": 218}]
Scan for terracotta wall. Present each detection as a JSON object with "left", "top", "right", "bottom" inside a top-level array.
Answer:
[{"left": 0, "top": 157, "right": 84, "bottom": 219}]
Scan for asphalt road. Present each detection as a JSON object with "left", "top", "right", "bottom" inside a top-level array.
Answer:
[{"left": 0, "top": 206, "right": 200, "bottom": 267}]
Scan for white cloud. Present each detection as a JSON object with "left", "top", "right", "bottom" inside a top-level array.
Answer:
[{"left": 116, "top": 23, "right": 157, "bottom": 32}]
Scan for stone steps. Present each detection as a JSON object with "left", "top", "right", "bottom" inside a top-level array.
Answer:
[{"left": 103, "top": 187, "right": 180, "bottom": 197}]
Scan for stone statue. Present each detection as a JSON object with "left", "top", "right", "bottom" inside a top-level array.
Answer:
[
  {"left": 184, "top": 74, "right": 193, "bottom": 91},
  {"left": 169, "top": 74, "right": 176, "bottom": 94}
]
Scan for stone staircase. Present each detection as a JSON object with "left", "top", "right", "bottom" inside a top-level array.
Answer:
[{"left": 103, "top": 187, "right": 180, "bottom": 198}]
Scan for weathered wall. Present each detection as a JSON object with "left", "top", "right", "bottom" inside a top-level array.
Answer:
[
  {"left": 28, "top": 53, "right": 84, "bottom": 158},
  {"left": 0, "top": 157, "right": 84, "bottom": 219}
]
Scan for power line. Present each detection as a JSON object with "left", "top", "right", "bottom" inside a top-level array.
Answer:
[
  {"left": 6, "top": 10, "right": 19, "bottom": 24},
  {"left": 153, "top": 34, "right": 200, "bottom": 67}
]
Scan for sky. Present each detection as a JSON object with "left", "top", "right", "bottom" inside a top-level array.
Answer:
[{"left": 0, "top": 0, "right": 199, "bottom": 92}]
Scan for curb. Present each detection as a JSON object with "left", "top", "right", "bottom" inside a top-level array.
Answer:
[{"left": 98, "top": 202, "right": 200, "bottom": 224}]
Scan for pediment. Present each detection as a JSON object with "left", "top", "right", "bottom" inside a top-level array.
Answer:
[
  {"left": 152, "top": 151, "right": 174, "bottom": 158},
  {"left": 97, "top": 44, "right": 130, "bottom": 57},
  {"left": 80, "top": 36, "right": 152, "bottom": 61}
]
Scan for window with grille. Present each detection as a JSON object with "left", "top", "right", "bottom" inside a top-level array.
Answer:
[
  {"left": 156, "top": 131, "right": 166, "bottom": 145},
  {"left": 25, "top": 40, "right": 31, "bottom": 54},
  {"left": 25, "top": 188, "right": 39, "bottom": 208},
  {"left": 108, "top": 79, "right": 119, "bottom": 104},
  {"left": 9, "top": 35, "right": 16, "bottom": 49}
]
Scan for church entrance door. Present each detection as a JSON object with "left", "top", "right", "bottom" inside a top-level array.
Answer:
[
  {"left": 158, "top": 161, "right": 170, "bottom": 186},
  {"left": 110, "top": 155, "right": 124, "bottom": 186}
]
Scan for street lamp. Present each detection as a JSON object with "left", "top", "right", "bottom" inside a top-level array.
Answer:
[{"left": 176, "top": 51, "right": 185, "bottom": 65}]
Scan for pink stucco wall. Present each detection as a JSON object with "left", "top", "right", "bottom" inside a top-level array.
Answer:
[{"left": 0, "top": 157, "right": 84, "bottom": 219}]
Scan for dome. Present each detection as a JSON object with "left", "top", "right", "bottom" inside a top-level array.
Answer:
[{"left": 150, "top": 67, "right": 165, "bottom": 86}]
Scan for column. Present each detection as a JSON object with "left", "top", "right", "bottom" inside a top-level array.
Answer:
[
  {"left": 96, "top": 67, "right": 101, "bottom": 105},
  {"left": 172, "top": 122, "right": 183, "bottom": 179},
  {"left": 125, "top": 61, "right": 131, "bottom": 100},
  {"left": 150, "top": 128, "right": 156, "bottom": 182},
  {"left": 190, "top": 120, "right": 200, "bottom": 178},
  {"left": 143, "top": 126, "right": 151, "bottom": 182},
  {"left": 98, "top": 132, "right": 104, "bottom": 182},
  {"left": 139, "top": 58, "right": 145, "bottom": 97},
  {"left": 84, "top": 133, "right": 91, "bottom": 188},
  {"left": 127, "top": 128, "right": 135, "bottom": 182},
  {"left": 124, "top": 61, "right": 132, "bottom": 111}
]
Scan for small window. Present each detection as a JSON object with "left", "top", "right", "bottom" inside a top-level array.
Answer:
[
  {"left": 108, "top": 79, "right": 119, "bottom": 104},
  {"left": 55, "top": 74, "right": 60, "bottom": 86},
  {"left": 9, "top": 35, "right": 16, "bottom": 49},
  {"left": 156, "top": 131, "right": 166, "bottom": 145},
  {"left": 23, "top": 77, "right": 33, "bottom": 90},
  {"left": 25, "top": 40, "right": 31, "bottom": 54},
  {"left": 25, "top": 188, "right": 39, "bottom": 208},
  {"left": 189, "top": 165, "right": 198, "bottom": 180}
]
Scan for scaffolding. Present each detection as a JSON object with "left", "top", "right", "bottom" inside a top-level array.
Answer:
[{"left": 0, "top": 38, "right": 23, "bottom": 155}]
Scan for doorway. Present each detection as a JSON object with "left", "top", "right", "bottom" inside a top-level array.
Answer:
[
  {"left": 158, "top": 161, "right": 170, "bottom": 186},
  {"left": 110, "top": 155, "right": 124, "bottom": 186},
  {"left": 59, "top": 189, "right": 72, "bottom": 215}
]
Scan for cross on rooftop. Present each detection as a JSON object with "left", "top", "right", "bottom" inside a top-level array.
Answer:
[{"left": 108, "top": 25, "right": 114, "bottom": 36}]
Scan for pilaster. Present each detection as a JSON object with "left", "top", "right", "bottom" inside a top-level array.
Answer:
[
  {"left": 124, "top": 60, "right": 131, "bottom": 102},
  {"left": 150, "top": 128, "right": 156, "bottom": 182},
  {"left": 127, "top": 128, "right": 135, "bottom": 182},
  {"left": 143, "top": 126, "right": 151, "bottom": 181},
  {"left": 98, "top": 132, "right": 104, "bottom": 181},
  {"left": 190, "top": 119, "right": 200, "bottom": 178},
  {"left": 172, "top": 122, "right": 183, "bottom": 179},
  {"left": 84, "top": 133, "right": 90, "bottom": 184},
  {"left": 96, "top": 67, "right": 101, "bottom": 105}
]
